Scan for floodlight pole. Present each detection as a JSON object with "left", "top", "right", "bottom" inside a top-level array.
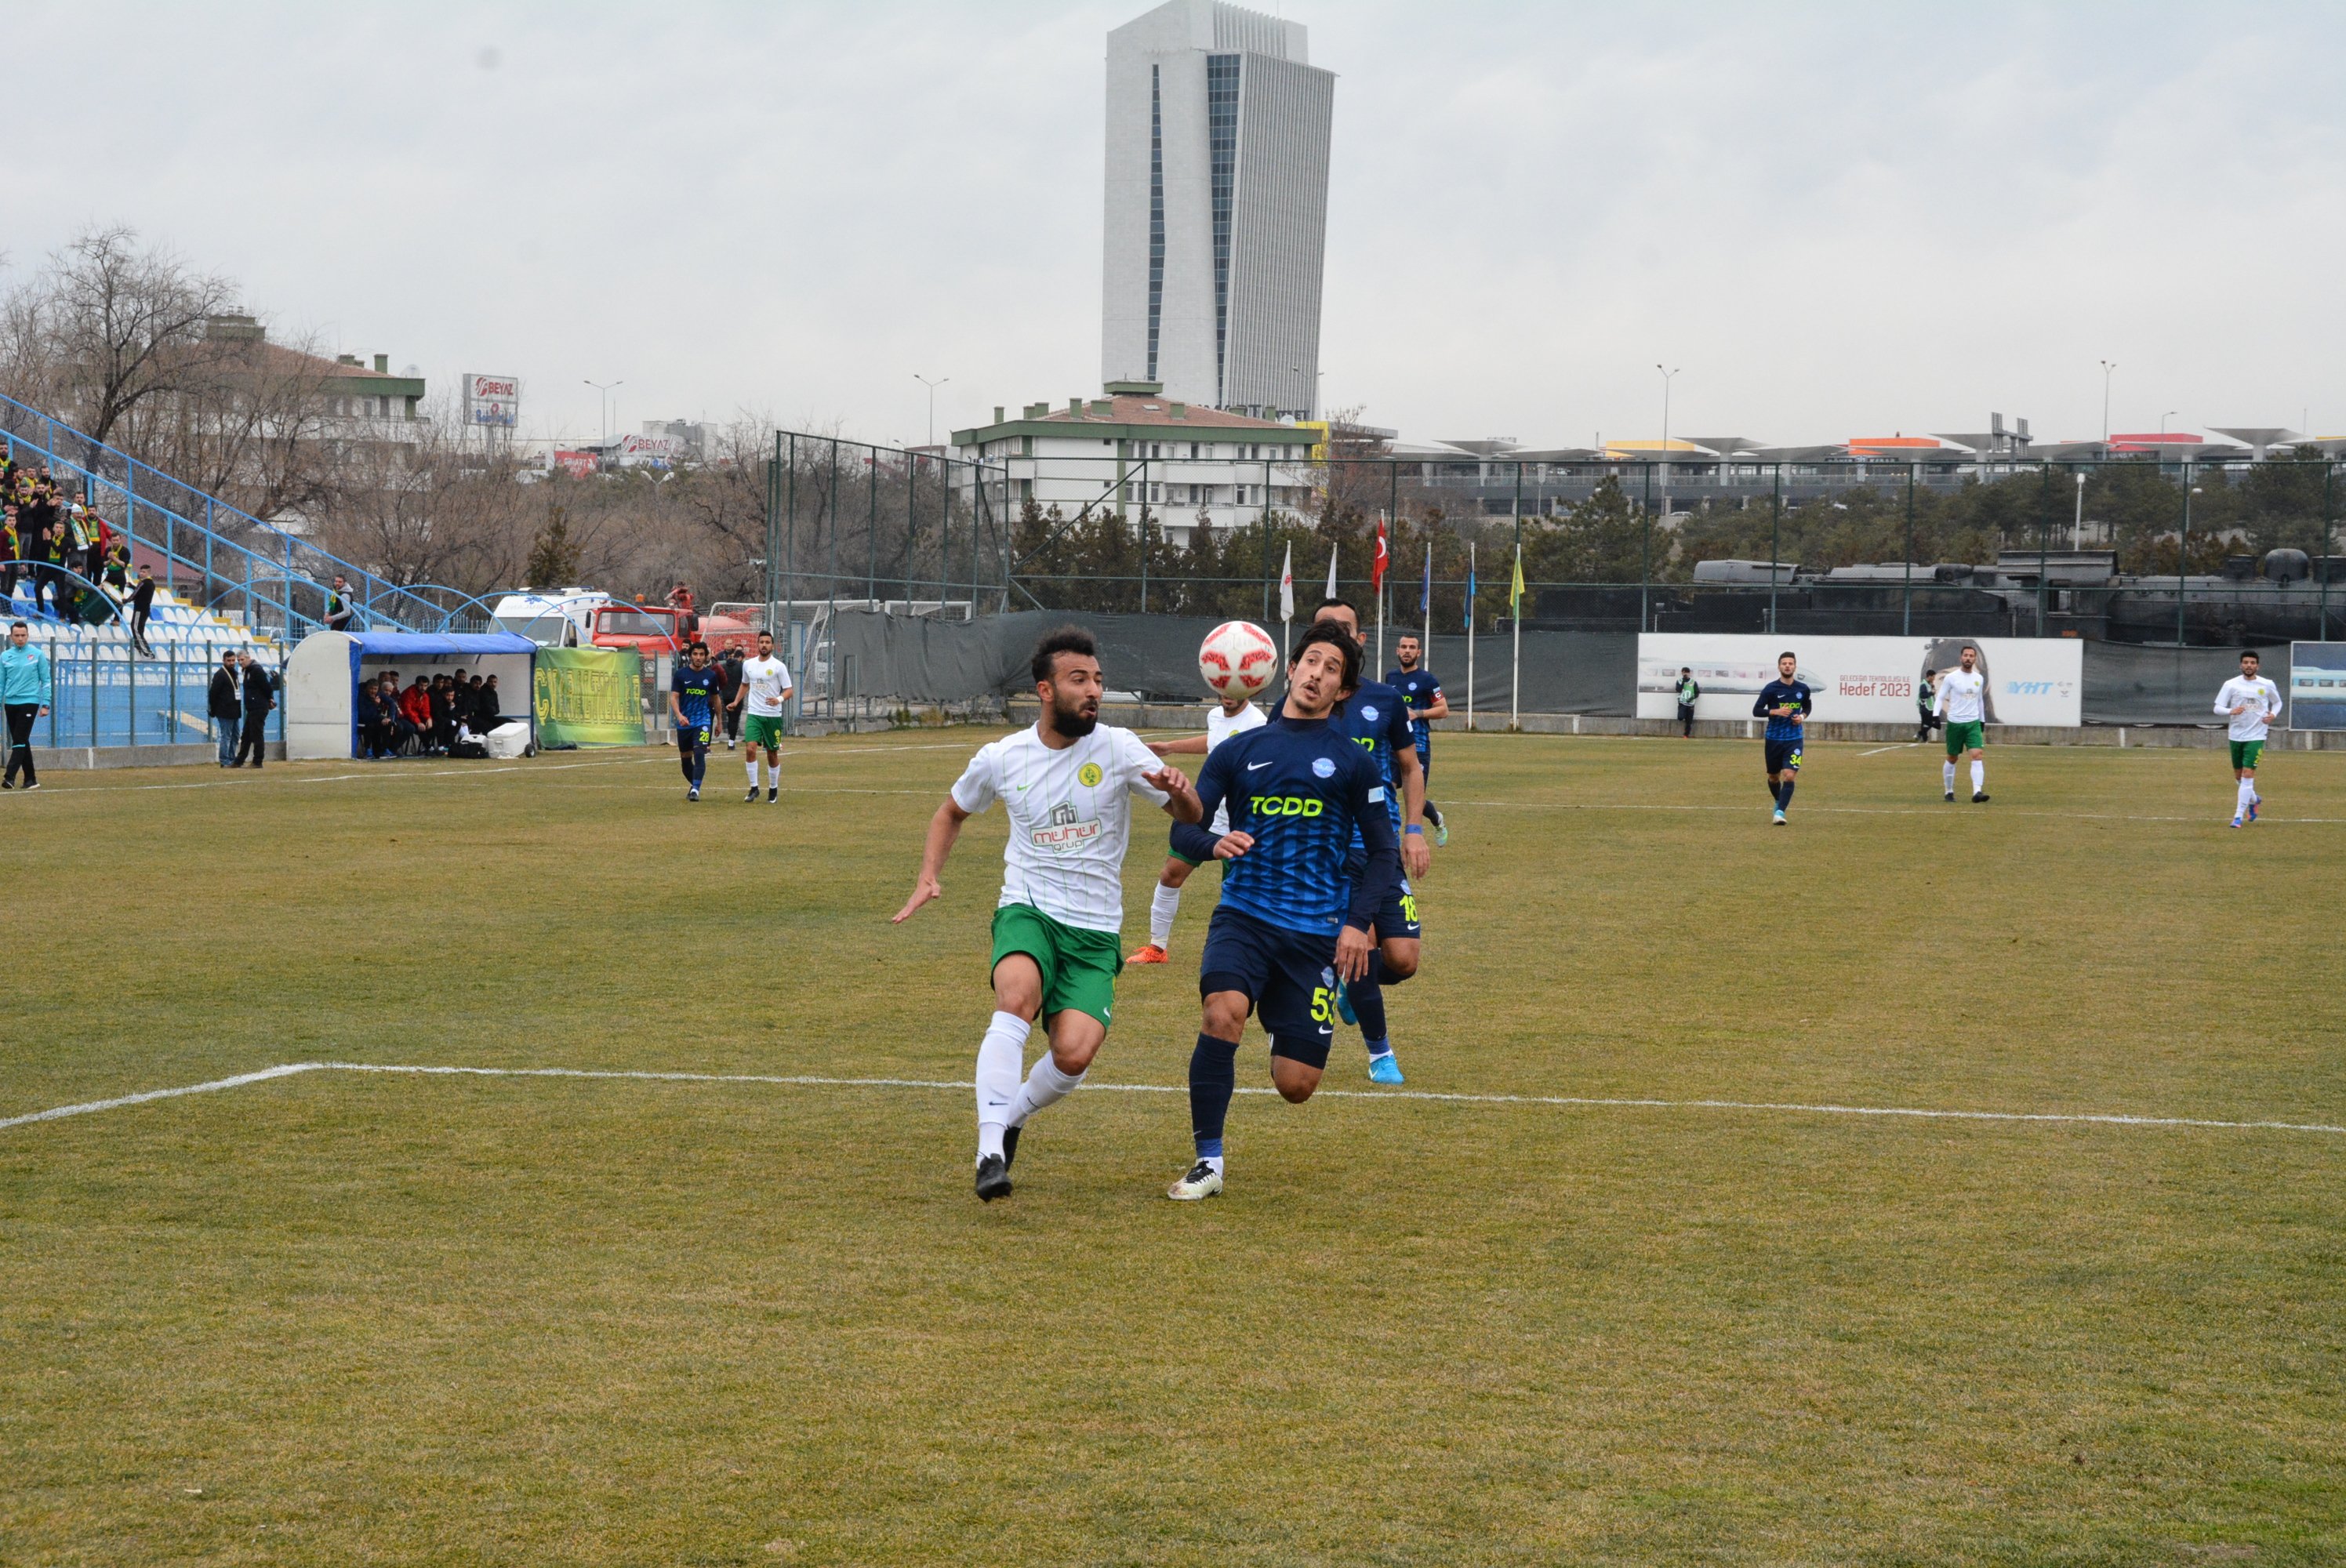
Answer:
[
  {"left": 2100, "top": 360, "right": 2115, "bottom": 444},
  {"left": 914, "top": 375, "right": 950, "bottom": 449},
  {"left": 2072, "top": 470, "right": 2086, "bottom": 550},
  {"left": 584, "top": 379, "right": 623, "bottom": 454},
  {"left": 2178, "top": 476, "right": 2200, "bottom": 644}
]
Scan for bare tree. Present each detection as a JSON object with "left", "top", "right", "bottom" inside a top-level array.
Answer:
[{"left": 0, "top": 225, "right": 238, "bottom": 454}]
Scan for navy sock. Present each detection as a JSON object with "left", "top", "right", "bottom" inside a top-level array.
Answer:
[
  {"left": 1189, "top": 1033, "right": 1237, "bottom": 1159},
  {"left": 681, "top": 749, "right": 695, "bottom": 782},
  {"left": 1777, "top": 778, "right": 1796, "bottom": 810},
  {"left": 1349, "top": 975, "right": 1387, "bottom": 1040},
  {"left": 692, "top": 747, "right": 709, "bottom": 786}
]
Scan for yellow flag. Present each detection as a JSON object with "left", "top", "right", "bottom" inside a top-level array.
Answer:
[{"left": 1509, "top": 546, "right": 1525, "bottom": 615}]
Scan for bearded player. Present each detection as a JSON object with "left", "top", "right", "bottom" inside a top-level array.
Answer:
[{"left": 894, "top": 627, "right": 1202, "bottom": 1201}]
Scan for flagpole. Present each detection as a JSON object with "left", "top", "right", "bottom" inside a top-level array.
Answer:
[
  {"left": 1510, "top": 541, "right": 1522, "bottom": 732},
  {"left": 1278, "top": 540, "right": 1294, "bottom": 684},
  {"left": 1465, "top": 543, "right": 1476, "bottom": 733}
]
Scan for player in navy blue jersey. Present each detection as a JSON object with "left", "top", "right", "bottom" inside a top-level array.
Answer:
[
  {"left": 1386, "top": 632, "right": 1449, "bottom": 846},
  {"left": 1165, "top": 620, "right": 1400, "bottom": 1200},
  {"left": 1316, "top": 599, "right": 1430, "bottom": 1084},
  {"left": 1752, "top": 650, "right": 1814, "bottom": 826},
  {"left": 670, "top": 641, "right": 723, "bottom": 801}
]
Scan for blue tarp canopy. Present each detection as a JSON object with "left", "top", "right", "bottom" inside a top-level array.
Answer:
[{"left": 347, "top": 630, "right": 539, "bottom": 656}]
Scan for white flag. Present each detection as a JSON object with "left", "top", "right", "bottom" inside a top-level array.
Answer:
[
  {"left": 1278, "top": 541, "right": 1294, "bottom": 622},
  {"left": 1324, "top": 544, "right": 1338, "bottom": 603}
]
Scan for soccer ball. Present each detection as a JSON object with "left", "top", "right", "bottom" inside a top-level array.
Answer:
[{"left": 1198, "top": 620, "right": 1278, "bottom": 700}]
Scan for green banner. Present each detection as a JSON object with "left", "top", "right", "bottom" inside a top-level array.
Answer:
[{"left": 532, "top": 646, "right": 647, "bottom": 746}]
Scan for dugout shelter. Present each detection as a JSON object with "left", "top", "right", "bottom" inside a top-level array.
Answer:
[{"left": 284, "top": 630, "right": 538, "bottom": 760}]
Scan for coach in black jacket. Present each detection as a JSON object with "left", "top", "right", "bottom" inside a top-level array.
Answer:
[
  {"left": 208, "top": 652, "right": 242, "bottom": 768},
  {"left": 236, "top": 655, "right": 276, "bottom": 768}
]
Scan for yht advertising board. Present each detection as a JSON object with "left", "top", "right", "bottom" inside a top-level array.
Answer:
[
  {"left": 2287, "top": 642, "right": 2346, "bottom": 730},
  {"left": 1636, "top": 635, "right": 2084, "bottom": 727},
  {"left": 533, "top": 646, "right": 647, "bottom": 746}
]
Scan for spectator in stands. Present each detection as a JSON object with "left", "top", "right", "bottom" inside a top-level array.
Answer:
[
  {"left": 100, "top": 539, "right": 130, "bottom": 597},
  {"left": 237, "top": 651, "right": 276, "bottom": 768},
  {"left": 718, "top": 644, "right": 745, "bottom": 750},
  {"left": 209, "top": 649, "right": 242, "bottom": 768},
  {"left": 325, "top": 575, "right": 355, "bottom": 633},
  {"left": 400, "top": 674, "right": 435, "bottom": 754},
  {"left": 3, "top": 619, "right": 51, "bottom": 790},
  {"left": 129, "top": 568, "right": 156, "bottom": 657},
  {"left": 23, "top": 483, "right": 60, "bottom": 616},
  {"left": 84, "top": 509, "right": 116, "bottom": 585},
  {"left": 1, "top": 503, "right": 20, "bottom": 604}
]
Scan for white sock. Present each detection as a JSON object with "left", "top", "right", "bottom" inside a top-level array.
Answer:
[
  {"left": 1204, "top": 1154, "right": 1226, "bottom": 1174},
  {"left": 746, "top": 754, "right": 759, "bottom": 786},
  {"left": 975, "top": 1011, "right": 1030, "bottom": 1160},
  {"left": 1970, "top": 760, "right": 1985, "bottom": 793},
  {"left": 1149, "top": 881, "right": 1182, "bottom": 948},
  {"left": 1942, "top": 760, "right": 1956, "bottom": 793},
  {"left": 1008, "top": 1052, "right": 1085, "bottom": 1130},
  {"left": 2237, "top": 779, "right": 2255, "bottom": 816}
]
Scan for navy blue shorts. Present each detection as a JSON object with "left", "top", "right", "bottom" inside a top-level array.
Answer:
[
  {"left": 677, "top": 723, "right": 711, "bottom": 750},
  {"left": 1764, "top": 737, "right": 1803, "bottom": 775},
  {"left": 1345, "top": 848, "right": 1422, "bottom": 942},
  {"left": 1198, "top": 905, "right": 1338, "bottom": 1068}
]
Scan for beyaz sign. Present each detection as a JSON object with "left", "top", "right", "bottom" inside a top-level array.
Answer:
[
  {"left": 1635, "top": 634, "right": 2083, "bottom": 727},
  {"left": 465, "top": 372, "right": 521, "bottom": 428}
]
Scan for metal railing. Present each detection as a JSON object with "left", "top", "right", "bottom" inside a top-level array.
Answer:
[{"left": 0, "top": 390, "right": 441, "bottom": 637}]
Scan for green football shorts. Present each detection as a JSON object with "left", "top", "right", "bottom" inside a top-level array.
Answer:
[
  {"left": 744, "top": 713, "right": 786, "bottom": 749},
  {"left": 1944, "top": 719, "right": 1985, "bottom": 757},
  {"left": 990, "top": 903, "right": 1124, "bottom": 1027},
  {"left": 2230, "top": 739, "right": 2264, "bottom": 771}
]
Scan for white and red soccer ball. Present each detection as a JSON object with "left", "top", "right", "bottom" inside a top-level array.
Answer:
[{"left": 1198, "top": 620, "right": 1278, "bottom": 699}]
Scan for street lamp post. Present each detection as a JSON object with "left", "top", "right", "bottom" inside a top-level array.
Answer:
[
  {"left": 2179, "top": 481, "right": 2202, "bottom": 644},
  {"left": 913, "top": 375, "right": 950, "bottom": 449},
  {"left": 2161, "top": 410, "right": 2178, "bottom": 434},
  {"left": 2073, "top": 470, "right": 2086, "bottom": 550},
  {"left": 1655, "top": 364, "right": 1680, "bottom": 524},
  {"left": 584, "top": 379, "right": 623, "bottom": 453},
  {"left": 2100, "top": 360, "right": 2116, "bottom": 444}
]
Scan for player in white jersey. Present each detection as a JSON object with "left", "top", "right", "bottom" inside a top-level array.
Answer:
[
  {"left": 893, "top": 627, "right": 1201, "bottom": 1200},
  {"left": 2215, "top": 650, "right": 2283, "bottom": 827},
  {"left": 728, "top": 629, "right": 795, "bottom": 803},
  {"left": 1934, "top": 643, "right": 1990, "bottom": 803},
  {"left": 1127, "top": 691, "right": 1268, "bottom": 964}
]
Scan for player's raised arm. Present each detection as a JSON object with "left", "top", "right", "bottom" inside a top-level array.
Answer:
[
  {"left": 1418, "top": 682, "right": 1450, "bottom": 722},
  {"left": 1148, "top": 735, "right": 1211, "bottom": 757}
]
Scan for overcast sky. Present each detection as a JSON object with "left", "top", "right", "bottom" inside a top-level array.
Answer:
[{"left": 9, "top": 2, "right": 2344, "bottom": 451}]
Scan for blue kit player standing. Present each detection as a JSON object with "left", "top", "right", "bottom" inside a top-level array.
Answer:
[
  {"left": 1316, "top": 599, "right": 1430, "bottom": 1084},
  {"left": 670, "top": 640, "right": 723, "bottom": 801},
  {"left": 1752, "top": 650, "right": 1813, "bottom": 826},
  {"left": 1387, "top": 631, "right": 1449, "bottom": 846},
  {"left": 1166, "top": 620, "right": 1401, "bottom": 1201}
]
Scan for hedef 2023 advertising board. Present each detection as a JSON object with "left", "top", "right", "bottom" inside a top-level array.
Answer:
[{"left": 1636, "top": 635, "right": 2085, "bottom": 727}]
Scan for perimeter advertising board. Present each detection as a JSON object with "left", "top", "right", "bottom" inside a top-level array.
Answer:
[
  {"left": 2286, "top": 642, "right": 2346, "bottom": 730},
  {"left": 532, "top": 645, "right": 646, "bottom": 746},
  {"left": 1636, "top": 635, "right": 2084, "bottom": 727}
]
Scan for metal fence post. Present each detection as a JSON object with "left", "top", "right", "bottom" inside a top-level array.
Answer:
[
  {"left": 1640, "top": 462, "right": 1652, "bottom": 633},
  {"left": 128, "top": 646, "right": 136, "bottom": 747},
  {"left": 1769, "top": 466, "right": 1783, "bottom": 634},
  {"left": 88, "top": 637, "right": 97, "bottom": 746},
  {"left": 1902, "top": 465, "right": 1916, "bottom": 636},
  {"left": 2177, "top": 465, "right": 2192, "bottom": 645},
  {"left": 2322, "top": 463, "right": 2335, "bottom": 639}
]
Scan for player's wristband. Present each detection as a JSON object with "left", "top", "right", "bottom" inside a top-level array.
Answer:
[{"left": 1404, "top": 826, "right": 1425, "bottom": 836}]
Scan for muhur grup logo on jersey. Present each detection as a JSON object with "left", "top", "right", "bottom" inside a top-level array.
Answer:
[{"left": 1030, "top": 799, "right": 1102, "bottom": 852}]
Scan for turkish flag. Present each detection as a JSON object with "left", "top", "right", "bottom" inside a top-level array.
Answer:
[{"left": 1371, "top": 517, "right": 1389, "bottom": 590}]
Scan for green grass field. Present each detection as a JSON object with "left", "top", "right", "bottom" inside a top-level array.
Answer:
[{"left": 4, "top": 731, "right": 2342, "bottom": 1566}]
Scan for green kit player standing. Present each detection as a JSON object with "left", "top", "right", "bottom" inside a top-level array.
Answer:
[
  {"left": 1934, "top": 643, "right": 1989, "bottom": 803},
  {"left": 894, "top": 627, "right": 1202, "bottom": 1201},
  {"left": 2216, "top": 651, "right": 2282, "bottom": 826},
  {"left": 731, "top": 630, "right": 794, "bottom": 802}
]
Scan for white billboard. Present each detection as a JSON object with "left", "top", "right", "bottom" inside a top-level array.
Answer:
[
  {"left": 465, "top": 372, "right": 521, "bottom": 428},
  {"left": 1636, "top": 634, "right": 2084, "bottom": 727}
]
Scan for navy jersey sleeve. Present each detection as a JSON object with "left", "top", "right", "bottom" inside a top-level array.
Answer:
[
  {"left": 1345, "top": 750, "right": 1400, "bottom": 931},
  {"left": 1750, "top": 683, "right": 1772, "bottom": 719},
  {"left": 1170, "top": 741, "right": 1236, "bottom": 862},
  {"left": 1381, "top": 695, "right": 1415, "bottom": 760}
]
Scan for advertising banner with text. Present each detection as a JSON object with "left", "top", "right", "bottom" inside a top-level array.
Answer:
[
  {"left": 1636, "top": 634, "right": 2084, "bottom": 727},
  {"left": 532, "top": 646, "right": 647, "bottom": 746},
  {"left": 2287, "top": 642, "right": 2346, "bottom": 730}
]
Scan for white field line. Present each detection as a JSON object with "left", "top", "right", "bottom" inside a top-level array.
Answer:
[
  {"left": 1444, "top": 799, "right": 2346, "bottom": 826},
  {"left": 0, "top": 1062, "right": 322, "bottom": 1131},
  {"left": 5, "top": 1059, "right": 2341, "bottom": 1141},
  {"left": 1858, "top": 742, "right": 1923, "bottom": 757}
]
